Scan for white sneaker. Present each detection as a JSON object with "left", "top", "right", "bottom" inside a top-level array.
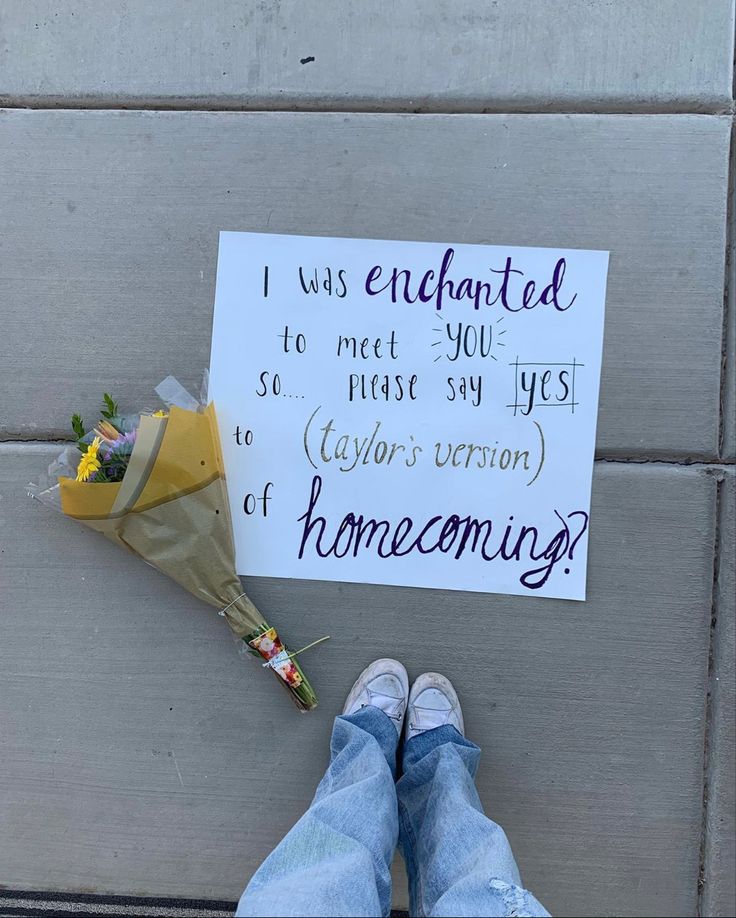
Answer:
[
  {"left": 405, "top": 672, "right": 465, "bottom": 742},
  {"left": 342, "top": 659, "right": 409, "bottom": 735}
]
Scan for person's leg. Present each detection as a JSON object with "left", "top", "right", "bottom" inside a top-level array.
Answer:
[
  {"left": 397, "top": 674, "right": 550, "bottom": 918},
  {"left": 236, "top": 659, "right": 409, "bottom": 918}
]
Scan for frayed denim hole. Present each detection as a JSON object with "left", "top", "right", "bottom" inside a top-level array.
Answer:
[{"left": 489, "top": 878, "right": 536, "bottom": 917}]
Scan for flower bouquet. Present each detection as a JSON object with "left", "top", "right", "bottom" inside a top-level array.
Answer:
[{"left": 29, "top": 378, "right": 321, "bottom": 712}]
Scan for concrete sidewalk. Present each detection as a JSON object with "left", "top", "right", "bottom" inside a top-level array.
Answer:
[{"left": 1, "top": 4, "right": 734, "bottom": 916}]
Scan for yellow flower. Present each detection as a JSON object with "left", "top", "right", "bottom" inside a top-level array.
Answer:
[
  {"left": 151, "top": 409, "right": 167, "bottom": 418},
  {"left": 76, "top": 436, "right": 102, "bottom": 482}
]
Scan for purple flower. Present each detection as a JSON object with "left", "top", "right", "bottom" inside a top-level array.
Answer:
[{"left": 101, "top": 429, "right": 137, "bottom": 461}]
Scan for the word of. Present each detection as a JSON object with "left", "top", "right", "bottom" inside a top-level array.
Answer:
[{"left": 243, "top": 481, "right": 273, "bottom": 516}]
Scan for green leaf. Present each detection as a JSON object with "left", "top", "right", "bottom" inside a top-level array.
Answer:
[
  {"left": 101, "top": 393, "right": 119, "bottom": 420},
  {"left": 98, "top": 460, "right": 126, "bottom": 482},
  {"left": 71, "top": 413, "right": 85, "bottom": 439}
]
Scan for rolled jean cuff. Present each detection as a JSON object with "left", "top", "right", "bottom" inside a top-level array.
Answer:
[{"left": 402, "top": 724, "right": 480, "bottom": 773}]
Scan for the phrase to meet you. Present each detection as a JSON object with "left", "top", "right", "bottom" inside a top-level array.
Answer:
[{"left": 209, "top": 232, "right": 608, "bottom": 600}]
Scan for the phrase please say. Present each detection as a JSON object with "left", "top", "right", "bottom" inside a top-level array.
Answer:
[{"left": 209, "top": 232, "right": 608, "bottom": 600}]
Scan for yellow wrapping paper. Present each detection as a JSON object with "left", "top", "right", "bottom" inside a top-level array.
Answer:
[{"left": 58, "top": 403, "right": 317, "bottom": 711}]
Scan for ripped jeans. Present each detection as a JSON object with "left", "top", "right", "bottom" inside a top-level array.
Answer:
[{"left": 236, "top": 706, "right": 550, "bottom": 917}]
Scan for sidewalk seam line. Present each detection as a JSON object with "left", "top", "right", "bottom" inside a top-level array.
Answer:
[
  {"left": 697, "top": 475, "right": 724, "bottom": 917},
  {"left": 0, "top": 101, "right": 733, "bottom": 116}
]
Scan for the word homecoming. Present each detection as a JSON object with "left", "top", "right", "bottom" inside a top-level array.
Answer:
[
  {"left": 296, "top": 475, "right": 589, "bottom": 590},
  {"left": 364, "top": 247, "right": 577, "bottom": 314}
]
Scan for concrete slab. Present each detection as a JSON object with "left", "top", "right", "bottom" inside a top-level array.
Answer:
[
  {"left": 723, "top": 196, "right": 735, "bottom": 461},
  {"left": 1, "top": 444, "right": 717, "bottom": 916},
  {"left": 0, "top": 1, "right": 732, "bottom": 112},
  {"left": 0, "top": 110, "right": 729, "bottom": 458},
  {"left": 701, "top": 471, "right": 736, "bottom": 917}
]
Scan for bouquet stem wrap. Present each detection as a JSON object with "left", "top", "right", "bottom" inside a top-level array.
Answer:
[{"left": 57, "top": 403, "right": 318, "bottom": 712}]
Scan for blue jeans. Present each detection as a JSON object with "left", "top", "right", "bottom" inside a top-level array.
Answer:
[{"left": 236, "top": 707, "right": 550, "bottom": 917}]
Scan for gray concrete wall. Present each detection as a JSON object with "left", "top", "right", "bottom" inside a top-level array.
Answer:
[{"left": 0, "top": 3, "right": 734, "bottom": 916}]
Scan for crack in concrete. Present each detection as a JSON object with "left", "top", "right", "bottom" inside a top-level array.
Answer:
[
  {"left": 697, "top": 474, "right": 726, "bottom": 917},
  {"left": 0, "top": 100, "right": 734, "bottom": 116}
]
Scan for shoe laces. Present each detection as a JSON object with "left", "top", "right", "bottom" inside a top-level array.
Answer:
[{"left": 408, "top": 703, "right": 453, "bottom": 732}]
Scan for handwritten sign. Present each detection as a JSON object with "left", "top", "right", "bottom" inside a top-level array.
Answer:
[{"left": 209, "top": 232, "right": 608, "bottom": 600}]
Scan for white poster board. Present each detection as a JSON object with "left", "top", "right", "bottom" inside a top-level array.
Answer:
[{"left": 209, "top": 232, "right": 608, "bottom": 600}]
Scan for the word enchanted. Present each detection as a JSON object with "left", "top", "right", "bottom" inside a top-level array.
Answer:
[{"left": 365, "top": 247, "right": 577, "bottom": 313}]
